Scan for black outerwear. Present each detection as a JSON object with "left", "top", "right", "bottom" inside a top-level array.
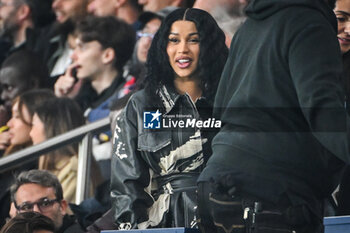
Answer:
[
  {"left": 74, "top": 73, "right": 125, "bottom": 112},
  {"left": 111, "top": 86, "right": 216, "bottom": 229},
  {"left": 198, "top": 0, "right": 350, "bottom": 221},
  {"left": 57, "top": 215, "right": 84, "bottom": 233},
  {"left": 86, "top": 209, "right": 116, "bottom": 233}
]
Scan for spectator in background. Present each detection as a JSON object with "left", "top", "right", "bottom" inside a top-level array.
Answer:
[
  {"left": 193, "top": 0, "right": 246, "bottom": 16},
  {"left": 138, "top": 0, "right": 194, "bottom": 12},
  {"left": 54, "top": 16, "right": 135, "bottom": 176},
  {"left": 29, "top": 97, "right": 102, "bottom": 204},
  {"left": 87, "top": 0, "right": 142, "bottom": 30},
  {"left": 137, "top": 11, "right": 165, "bottom": 65},
  {"left": 0, "top": 50, "right": 48, "bottom": 126},
  {"left": 10, "top": 170, "right": 84, "bottom": 233},
  {"left": 54, "top": 16, "right": 135, "bottom": 112},
  {"left": 111, "top": 8, "right": 228, "bottom": 229},
  {"left": 0, "top": 0, "right": 55, "bottom": 64},
  {"left": 0, "top": 212, "right": 55, "bottom": 233},
  {"left": 119, "top": 11, "right": 164, "bottom": 94},
  {"left": 52, "top": 0, "right": 88, "bottom": 24},
  {"left": 3, "top": 90, "right": 55, "bottom": 155},
  {"left": 43, "top": 0, "right": 89, "bottom": 83},
  {"left": 193, "top": 0, "right": 247, "bottom": 47},
  {"left": 0, "top": 89, "right": 54, "bottom": 228}
]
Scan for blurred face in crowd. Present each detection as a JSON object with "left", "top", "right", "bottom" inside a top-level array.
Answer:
[
  {"left": 0, "top": 0, "right": 20, "bottom": 38},
  {"left": 138, "top": 0, "right": 174, "bottom": 12},
  {"left": 0, "top": 67, "right": 28, "bottom": 110},
  {"left": 71, "top": 38, "right": 114, "bottom": 81},
  {"left": 335, "top": 0, "right": 350, "bottom": 54},
  {"left": 166, "top": 20, "right": 200, "bottom": 81},
  {"left": 194, "top": 0, "right": 247, "bottom": 13},
  {"left": 14, "top": 183, "right": 67, "bottom": 230},
  {"left": 7, "top": 101, "right": 32, "bottom": 145},
  {"left": 87, "top": 0, "right": 116, "bottom": 16},
  {"left": 52, "top": 0, "right": 87, "bottom": 23},
  {"left": 30, "top": 114, "right": 46, "bottom": 145},
  {"left": 137, "top": 18, "right": 162, "bottom": 63}
]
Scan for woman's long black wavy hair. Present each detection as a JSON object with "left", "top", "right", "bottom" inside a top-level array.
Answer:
[{"left": 145, "top": 8, "right": 228, "bottom": 103}]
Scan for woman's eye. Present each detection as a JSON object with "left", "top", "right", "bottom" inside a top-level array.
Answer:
[
  {"left": 337, "top": 17, "right": 347, "bottom": 23},
  {"left": 189, "top": 38, "right": 200, "bottom": 43},
  {"left": 168, "top": 38, "right": 179, "bottom": 43}
]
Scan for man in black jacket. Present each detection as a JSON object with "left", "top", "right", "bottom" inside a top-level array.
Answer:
[
  {"left": 10, "top": 170, "right": 84, "bottom": 233},
  {"left": 197, "top": 0, "right": 350, "bottom": 232}
]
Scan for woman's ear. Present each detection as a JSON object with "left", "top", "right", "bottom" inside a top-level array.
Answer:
[{"left": 102, "top": 48, "right": 116, "bottom": 65}]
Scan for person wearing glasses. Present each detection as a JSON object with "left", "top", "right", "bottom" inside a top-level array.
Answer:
[
  {"left": 9, "top": 169, "right": 84, "bottom": 233},
  {"left": 120, "top": 9, "right": 167, "bottom": 91}
]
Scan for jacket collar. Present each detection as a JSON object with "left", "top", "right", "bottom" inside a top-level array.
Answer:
[
  {"left": 157, "top": 85, "right": 181, "bottom": 114},
  {"left": 157, "top": 85, "right": 210, "bottom": 114}
]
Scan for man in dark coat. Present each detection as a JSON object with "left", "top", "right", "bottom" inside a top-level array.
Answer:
[{"left": 197, "top": 0, "right": 350, "bottom": 232}]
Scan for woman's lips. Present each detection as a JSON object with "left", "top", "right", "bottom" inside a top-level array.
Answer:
[
  {"left": 176, "top": 58, "right": 192, "bottom": 68},
  {"left": 338, "top": 37, "right": 350, "bottom": 45}
]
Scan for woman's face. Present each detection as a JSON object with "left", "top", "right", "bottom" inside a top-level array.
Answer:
[
  {"left": 166, "top": 20, "right": 200, "bottom": 80},
  {"left": 335, "top": 0, "right": 350, "bottom": 54},
  {"left": 29, "top": 113, "right": 46, "bottom": 145},
  {"left": 7, "top": 101, "right": 32, "bottom": 145}
]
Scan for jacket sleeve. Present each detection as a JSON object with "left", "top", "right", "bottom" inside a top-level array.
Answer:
[
  {"left": 110, "top": 99, "right": 154, "bottom": 229},
  {"left": 288, "top": 15, "right": 350, "bottom": 164}
]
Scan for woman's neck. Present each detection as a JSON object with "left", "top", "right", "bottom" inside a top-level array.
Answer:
[{"left": 174, "top": 77, "right": 202, "bottom": 102}]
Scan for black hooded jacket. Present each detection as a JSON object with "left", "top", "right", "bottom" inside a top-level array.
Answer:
[{"left": 199, "top": 0, "right": 350, "bottom": 219}]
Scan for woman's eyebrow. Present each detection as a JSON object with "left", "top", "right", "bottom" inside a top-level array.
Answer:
[
  {"left": 189, "top": 32, "right": 199, "bottom": 36},
  {"left": 336, "top": 10, "right": 350, "bottom": 17},
  {"left": 169, "top": 32, "right": 199, "bottom": 36}
]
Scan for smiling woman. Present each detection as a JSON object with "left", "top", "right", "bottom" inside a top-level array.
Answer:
[
  {"left": 167, "top": 20, "right": 200, "bottom": 82},
  {"left": 111, "top": 8, "right": 228, "bottom": 230}
]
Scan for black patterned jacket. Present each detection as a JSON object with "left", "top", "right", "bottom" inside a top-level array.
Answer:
[{"left": 110, "top": 85, "right": 217, "bottom": 229}]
